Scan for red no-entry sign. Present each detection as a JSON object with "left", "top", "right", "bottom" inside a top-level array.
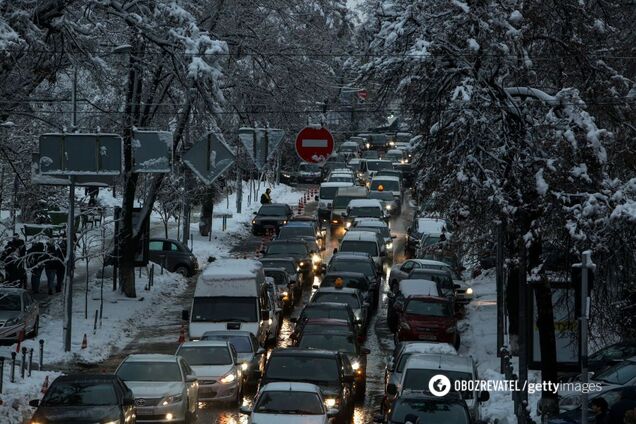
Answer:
[{"left": 295, "top": 127, "right": 335, "bottom": 163}]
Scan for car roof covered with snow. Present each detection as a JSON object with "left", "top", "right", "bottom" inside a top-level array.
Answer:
[
  {"left": 403, "top": 353, "right": 474, "bottom": 374},
  {"left": 200, "top": 258, "right": 263, "bottom": 282},
  {"left": 371, "top": 175, "right": 400, "bottom": 183},
  {"left": 398, "top": 279, "right": 441, "bottom": 297},
  {"left": 259, "top": 382, "right": 323, "bottom": 394},
  {"left": 416, "top": 217, "right": 447, "bottom": 233},
  {"left": 178, "top": 340, "right": 231, "bottom": 349},
  {"left": 347, "top": 199, "right": 383, "bottom": 209},
  {"left": 400, "top": 341, "right": 458, "bottom": 356},
  {"left": 124, "top": 354, "right": 178, "bottom": 363},
  {"left": 342, "top": 231, "right": 381, "bottom": 243}
]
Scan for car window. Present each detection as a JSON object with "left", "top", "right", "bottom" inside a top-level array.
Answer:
[
  {"left": 266, "top": 355, "right": 340, "bottom": 383},
  {"left": 298, "top": 334, "right": 357, "bottom": 354},
  {"left": 117, "top": 361, "right": 182, "bottom": 382},
  {"left": 254, "top": 390, "right": 324, "bottom": 415},
  {"left": 390, "top": 399, "right": 470, "bottom": 423},
  {"left": 258, "top": 205, "right": 289, "bottom": 216},
  {"left": 0, "top": 294, "right": 22, "bottom": 311},
  {"left": 42, "top": 382, "right": 119, "bottom": 407},
  {"left": 405, "top": 300, "right": 451, "bottom": 317},
  {"left": 201, "top": 334, "right": 253, "bottom": 353},
  {"left": 169, "top": 243, "right": 181, "bottom": 252},
  {"left": 302, "top": 307, "right": 350, "bottom": 322},
  {"left": 340, "top": 241, "right": 378, "bottom": 257},
  {"left": 177, "top": 346, "right": 233, "bottom": 366},
  {"left": 313, "top": 292, "right": 361, "bottom": 308},
  {"left": 149, "top": 241, "right": 163, "bottom": 251},
  {"left": 191, "top": 297, "right": 258, "bottom": 322},
  {"left": 329, "top": 260, "right": 374, "bottom": 277}
]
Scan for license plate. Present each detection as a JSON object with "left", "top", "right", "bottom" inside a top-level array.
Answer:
[{"left": 418, "top": 334, "right": 437, "bottom": 340}]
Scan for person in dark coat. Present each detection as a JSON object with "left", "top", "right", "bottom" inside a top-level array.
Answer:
[
  {"left": 260, "top": 188, "right": 272, "bottom": 205},
  {"left": 1, "top": 244, "right": 19, "bottom": 284},
  {"left": 591, "top": 397, "right": 609, "bottom": 424},
  {"left": 27, "top": 242, "right": 45, "bottom": 294},
  {"left": 44, "top": 241, "right": 58, "bottom": 295},
  {"left": 608, "top": 387, "right": 636, "bottom": 424}
]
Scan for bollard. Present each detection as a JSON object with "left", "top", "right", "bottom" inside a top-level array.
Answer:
[
  {"left": 0, "top": 356, "right": 4, "bottom": 393},
  {"left": 38, "top": 339, "right": 44, "bottom": 370},
  {"left": 190, "top": 234, "right": 193, "bottom": 251},
  {"left": 161, "top": 256, "right": 166, "bottom": 275},
  {"left": 20, "top": 347, "right": 27, "bottom": 379},
  {"left": 10, "top": 352, "right": 16, "bottom": 383},
  {"left": 28, "top": 348, "right": 33, "bottom": 377},
  {"left": 150, "top": 265, "right": 154, "bottom": 288},
  {"left": 93, "top": 310, "right": 98, "bottom": 335},
  {"left": 138, "top": 267, "right": 142, "bottom": 278}
]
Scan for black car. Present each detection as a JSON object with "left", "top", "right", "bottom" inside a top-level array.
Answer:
[
  {"left": 148, "top": 238, "right": 198, "bottom": 276},
  {"left": 201, "top": 330, "right": 266, "bottom": 385},
  {"left": 291, "top": 302, "right": 360, "bottom": 340},
  {"left": 264, "top": 267, "right": 294, "bottom": 312},
  {"left": 29, "top": 374, "right": 136, "bottom": 424},
  {"left": 259, "top": 257, "right": 302, "bottom": 298},
  {"left": 261, "top": 348, "right": 356, "bottom": 423},
  {"left": 406, "top": 268, "right": 455, "bottom": 298},
  {"left": 263, "top": 239, "right": 316, "bottom": 276},
  {"left": 327, "top": 252, "right": 381, "bottom": 309},
  {"left": 319, "top": 271, "right": 372, "bottom": 304},
  {"left": 251, "top": 203, "right": 294, "bottom": 235},
  {"left": 587, "top": 340, "right": 636, "bottom": 374},
  {"left": 278, "top": 221, "right": 326, "bottom": 249},
  {"left": 376, "top": 392, "right": 473, "bottom": 423},
  {"left": 297, "top": 162, "right": 322, "bottom": 183}
]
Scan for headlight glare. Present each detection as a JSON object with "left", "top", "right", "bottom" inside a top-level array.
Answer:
[
  {"left": 466, "top": 288, "right": 473, "bottom": 294},
  {"left": 220, "top": 372, "right": 237, "bottom": 384},
  {"left": 161, "top": 394, "right": 183, "bottom": 405},
  {"left": 324, "top": 397, "right": 337, "bottom": 408},
  {"left": 351, "top": 361, "right": 360, "bottom": 370}
]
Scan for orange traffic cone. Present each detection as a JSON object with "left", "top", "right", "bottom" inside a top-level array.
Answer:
[
  {"left": 178, "top": 322, "right": 186, "bottom": 344},
  {"left": 81, "top": 334, "right": 88, "bottom": 349},
  {"left": 41, "top": 376, "right": 49, "bottom": 394},
  {"left": 15, "top": 328, "right": 24, "bottom": 353}
]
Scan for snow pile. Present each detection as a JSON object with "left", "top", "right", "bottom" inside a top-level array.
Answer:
[{"left": 0, "top": 370, "right": 63, "bottom": 423}]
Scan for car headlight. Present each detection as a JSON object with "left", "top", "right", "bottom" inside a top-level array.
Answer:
[
  {"left": 386, "top": 242, "right": 393, "bottom": 250},
  {"left": 386, "top": 204, "right": 392, "bottom": 211},
  {"left": 282, "top": 291, "right": 289, "bottom": 297},
  {"left": 324, "top": 397, "right": 338, "bottom": 408},
  {"left": 365, "top": 143, "right": 370, "bottom": 149},
  {"left": 351, "top": 361, "right": 360, "bottom": 370},
  {"left": 345, "top": 222, "right": 351, "bottom": 228},
  {"left": 161, "top": 394, "right": 183, "bottom": 405},
  {"left": 281, "top": 220, "right": 288, "bottom": 224},
  {"left": 103, "top": 419, "right": 121, "bottom": 424},
  {"left": 312, "top": 254, "right": 322, "bottom": 265},
  {"left": 299, "top": 261, "right": 305, "bottom": 267},
  {"left": 252, "top": 220, "right": 256, "bottom": 224},
  {"left": 466, "top": 288, "right": 473, "bottom": 294},
  {"left": 220, "top": 371, "right": 237, "bottom": 384},
  {"left": 241, "top": 362, "right": 249, "bottom": 371}
]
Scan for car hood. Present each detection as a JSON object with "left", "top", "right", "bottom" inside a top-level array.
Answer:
[
  {"left": 255, "top": 216, "right": 287, "bottom": 222},
  {"left": 237, "top": 352, "right": 256, "bottom": 363},
  {"left": 124, "top": 381, "right": 184, "bottom": 398},
  {"left": 190, "top": 364, "right": 233, "bottom": 379},
  {"left": 404, "top": 314, "right": 454, "bottom": 327},
  {"left": 32, "top": 405, "right": 122, "bottom": 423},
  {"left": 251, "top": 412, "right": 326, "bottom": 423},
  {"left": 0, "top": 310, "right": 20, "bottom": 320}
]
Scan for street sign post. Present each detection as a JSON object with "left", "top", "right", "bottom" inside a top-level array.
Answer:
[
  {"left": 183, "top": 131, "right": 236, "bottom": 185},
  {"left": 238, "top": 127, "right": 285, "bottom": 171},
  {"left": 132, "top": 130, "right": 173, "bottom": 173},
  {"left": 295, "top": 126, "right": 335, "bottom": 163}
]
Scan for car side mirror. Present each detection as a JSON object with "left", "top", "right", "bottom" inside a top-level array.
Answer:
[
  {"left": 343, "top": 374, "right": 354, "bottom": 383},
  {"left": 261, "top": 310, "right": 270, "bottom": 320},
  {"left": 315, "top": 196, "right": 319, "bottom": 201},
  {"left": 361, "top": 347, "right": 371, "bottom": 355},
  {"left": 253, "top": 211, "right": 257, "bottom": 215},
  {"left": 185, "top": 374, "right": 197, "bottom": 383},
  {"left": 386, "top": 383, "right": 398, "bottom": 396},
  {"left": 479, "top": 390, "right": 490, "bottom": 402},
  {"left": 239, "top": 405, "right": 252, "bottom": 415},
  {"left": 28, "top": 399, "right": 39, "bottom": 407},
  {"left": 453, "top": 284, "right": 461, "bottom": 290},
  {"left": 391, "top": 235, "right": 397, "bottom": 239},
  {"left": 327, "top": 408, "right": 340, "bottom": 418},
  {"left": 257, "top": 347, "right": 266, "bottom": 355},
  {"left": 181, "top": 309, "right": 190, "bottom": 321},
  {"left": 290, "top": 316, "right": 298, "bottom": 323}
]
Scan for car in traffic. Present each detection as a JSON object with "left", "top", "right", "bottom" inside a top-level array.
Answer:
[
  {"left": 390, "top": 259, "right": 466, "bottom": 299},
  {"left": 327, "top": 171, "right": 356, "bottom": 184},
  {"left": 327, "top": 252, "right": 381, "bottom": 309},
  {"left": 369, "top": 190, "right": 401, "bottom": 216},
  {"left": 361, "top": 160, "right": 394, "bottom": 182},
  {"left": 115, "top": 353, "right": 199, "bottom": 424},
  {"left": 277, "top": 221, "right": 325, "bottom": 251},
  {"left": 297, "top": 162, "right": 322, "bottom": 184},
  {"left": 317, "top": 181, "right": 354, "bottom": 222},
  {"left": 339, "top": 230, "right": 388, "bottom": 272},
  {"left": 259, "top": 257, "right": 302, "bottom": 297},
  {"left": 318, "top": 272, "right": 372, "bottom": 305},
  {"left": 394, "top": 294, "right": 459, "bottom": 348},
  {"left": 264, "top": 267, "right": 294, "bottom": 312},
  {"left": 240, "top": 382, "right": 339, "bottom": 423},
  {"left": 383, "top": 148, "right": 407, "bottom": 165},
  {"left": 377, "top": 392, "right": 475, "bottom": 424},
  {"left": 175, "top": 340, "right": 243, "bottom": 405},
  {"left": 311, "top": 287, "right": 370, "bottom": 332},
  {"left": 350, "top": 218, "right": 396, "bottom": 250},
  {"left": 406, "top": 216, "right": 448, "bottom": 254},
  {"left": 406, "top": 267, "right": 456, "bottom": 300},
  {"left": 260, "top": 348, "right": 356, "bottom": 423},
  {"left": 29, "top": 374, "right": 136, "bottom": 424},
  {"left": 386, "top": 353, "right": 489, "bottom": 420},
  {"left": 0, "top": 287, "right": 39, "bottom": 340},
  {"left": 330, "top": 186, "right": 368, "bottom": 232},
  {"left": 148, "top": 238, "right": 199, "bottom": 277},
  {"left": 296, "top": 330, "right": 371, "bottom": 400},
  {"left": 370, "top": 176, "right": 403, "bottom": 204},
  {"left": 200, "top": 330, "right": 266, "bottom": 386},
  {"left": 338, "top": 140, "right": 362, "bottom": 159},
  {"left": 387, "top": 279, "right": 443, "bottom": 331},
  {"left": 341, "top": 198, "right": 388, "bottom": 228},
  {"left": 263, "top": 238, "right": 318, "bottom": 276},
  {"left": 251, "top": 203, "right": 294, "bottom": 235},
  {"left": 291, "top": 302, "right": 359, "bottom": 340}
]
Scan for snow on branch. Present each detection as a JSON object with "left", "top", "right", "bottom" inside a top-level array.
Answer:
[{"left": 505, "top": 86, "right": 560, "bottom": 106}]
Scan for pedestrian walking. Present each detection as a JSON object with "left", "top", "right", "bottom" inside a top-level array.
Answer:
[
  {"left": 27, "top": 241, "right": 45, "bottom": 294},
  {"left": 591, "top": 397, "right": 609, "bottom": 424},
  {"left": 1, "top": 243, "right": 19, "bottom": 285},
  {"left": 608, "top": 387, "right": 636, "bottom": 424},
  {"left": 44, "top": 241, "right": 57, "bottom": 295},
  {"left": 260, "top": 188, "right": 272, "bottom": 205}
]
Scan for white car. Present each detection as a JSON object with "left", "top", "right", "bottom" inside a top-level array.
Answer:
[
  {"left": 115, "top": 353, "right": 199, "bottom": 423},
  {"left": 175, "top": 340, "right": 243, "bottom": 405},
  {"left": 240, "top": 382, "right": 339, "bottom": 423}
]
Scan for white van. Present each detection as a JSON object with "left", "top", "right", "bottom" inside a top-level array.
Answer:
[
  {"left": 317, "top": 181, "right": 354, "bottom": 222},
  {"left": 184, "top": 259, "right": 273, "bottom": 346}
]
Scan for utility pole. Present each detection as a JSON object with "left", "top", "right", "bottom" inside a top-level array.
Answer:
[
  {"left": 576, "top": 251, "right": 595, "bottom": 424},
  {"left": 235, "top": 143, "right": 242, "bottom": 214},
  {"left": 496, "top": 221, "right": 506, "bottom": 371}
]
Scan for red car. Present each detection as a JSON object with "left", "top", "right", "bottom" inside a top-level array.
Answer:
[{"left": 395, "top": 295, "right": 459, "bottom": 349}]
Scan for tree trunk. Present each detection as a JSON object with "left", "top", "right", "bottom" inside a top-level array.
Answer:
[{"left": 534, "top": 280, "right": 560, "bottom": 415}]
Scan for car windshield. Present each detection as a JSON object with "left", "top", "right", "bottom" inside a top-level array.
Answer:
[
  {"left": 265, "top": 271, "right": 287, "bottom": 286},
  {"left": 191, "top": 297, "right": 257, "bottom": 322},
  {"left": 0, "top": 294, "right": 21, "bottom": 311},
  {"left": 265, "top": 356, "right": 340, "bottom": 383},
  {"left": 390, "top": 399, "right": 470, "bottom": 423},
  {"left": 302, "top": 307, "right": 350, "bottom": 321},
  {"left": 299, "top": 164, "right": 320, "bottom": 172},
  {"left": 254, "top": 390, "right": 324, "bottom": 415},
  {"left": 313, "top": 292, "right": 361, "bottom": 308},
  {"left": 42, "top": 382, "right": 118, "bottom": 407},
  {"left": 340, "top": 241, "right": 378, "bottom": 257},
  {"left": 370, "top": 180, "right": 400, "bottom": 191},
  {"left": 329, "top": 175, "right": 352, "bottom": 182},
  {"left": 322, "top": 276, "right": 369, "bottom": 291},
  {"left": 334, "top": 195, "right": 363, "bottom": 209},
  {"left": 339, "top": 144, "right": 358, "bottom": 152},
  {"left": 362, "top": 151, "right": 379, "bottom": 159},
  {"left": 367, "top": 161, "right": 393, "bottom": 171},
  {"left": 405, "top": 300, "right": 451, "bottom": 317},
  {"left": 261, "top": 260, "right": 296, "bottom": 274},
  {"left": 258, "top": 205, "right": 288, "bottom": 216},
  {"left": 422, "top": 236, "right": 441, "bottom": 247},
  {"left": 409, "top": 271, "right": 454, "bottom": 290},
  {"left": 369, "top": 192, "right": 394, "bottom": 201},
  {"left": 267, "top": 243, "right": 308, "bottom": 255},
  {"left": 201, "top": 334, "right": 252, "bottom": 353},
  {"left": 385, "top": 153, "right": 402, "bottom": 161},
  {"left": 357, "top": 226, "right": 391, "bottom": 239},
  {"left": 298, "top": 334, "right": 357, "bottom": 353},
  {"left": 594, "top": 361, "right": 636, "bottom": 385},
  {"left": 416, "top": 218, "right": 446, "bottom": 233},
  {"left": 278, "top": 227, "right": 313, "bottom": 239},
  {"left": 329, "top": 260, "right": 374, "bottom": 277},
  {"left": 117, "top": 361, "right": 182, "bottom": 382},
  {"left": 403, "top": 370, "right": 473, "bottom": 399},
  {"left": 349, "top": 207, "right": 383, "bottom": 218},
  {"left": 177, "top": 346, "right": 232, "bottom": 366},
  {"left": 320, "top": 186, "right": 341, "bottom": 200}
]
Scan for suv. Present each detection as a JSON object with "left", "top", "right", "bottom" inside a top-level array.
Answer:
[
  {"left": 263, "top": 239, "right": 316, "bottom": 276},
  {"left": 200, "top": 330, "right": 266, "bottom": 386},
  {"left": 342, "top": 199, "right": 388, "bottom": 228},
  {"left": 311, "top": 287, "right": 370, "bottom": 332},
  {"left": 296, "top": 162, "right": 322, "bottom": 184},
  {"left": 251, "top": 203, "right": 294, "bottom": 235},
  {"left": 406, "top": 217, "right": 448, "bottom": 253},
  {"left": 148, "top": 239, "right": 198, "bottom": 277},
  {"left": 317, "top": 182, "right": 354, "bottom": 222},
  {"left": 377, "top": 392, "right": 474, "bottom": 424},
  {"left": 339, "top": 230, "right": 388, "bottom": 272},
  {"left": 259, "top": 257, "right": 302, "bottom": 298},
  {"left": 327, "top": 252, "right": 381, "bottom": 309},
  {"left": 291, "top": 302, "right": 360, "bottom": 341},
  {"left": 395, "top": 295, "right": 459, "bottom": 348},
  {"left": 261, "top": 348, "right": 356, "bottom": 422}
]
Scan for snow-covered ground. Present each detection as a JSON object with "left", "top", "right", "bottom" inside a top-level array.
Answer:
[{"left": 0, "top": 181, "right": 304, "bottom": 423}]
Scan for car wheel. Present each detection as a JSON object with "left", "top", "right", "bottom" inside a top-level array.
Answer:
[
  {"left": 175, "top": 266, "right": 190, "bottom": 277},
  {"left": 355, "top": 381, "right": 366, "bottom": 401},
  {"left": 29, "top": 316, "right": 39, "bottom": 338},
  {"left": 455, "top": 334, "right": 461, "bottom": 350},
  {"left": 233, "top": 382, "right": 243, "bottom": 407}
]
